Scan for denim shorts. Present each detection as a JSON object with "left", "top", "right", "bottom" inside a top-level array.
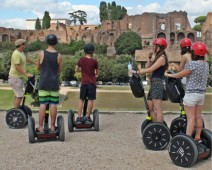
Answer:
[{"left": 183, "top": 93, "right": 205, "bottom": 106}]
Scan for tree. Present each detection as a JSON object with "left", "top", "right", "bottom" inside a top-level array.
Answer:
[
  {"left": 35, "top": 18, "right": 41, "bottom": 30},
  {"left": 1, "top": 50, "right": 12, "bottom": 79},
  {"left": 77, "top": 10, "right": 87, "bottom": 25},
  {"left": 114, "top": 32, "right": 142, "bottom": 55},
  {"left": 68, "top": 10, "right": 87, "bottom": 25},
  {"left": 193, "top": 16, "right": 207, "bottom": 31},
  {"left": 99, "top": 1, "right": 108, "bottom": 23},
  {"left": 42, "top": 11, "right": 51, "bottom": 29},
  {"left": 99, "top": 1, "right": 127, "bottom": 22}
]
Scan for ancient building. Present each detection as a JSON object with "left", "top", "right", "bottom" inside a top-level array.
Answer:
[
  {"left": 201, "top": 12, "right": 212, "bottom": 55},
  {"left": 0, "top": 11, "right": 211, "bottom": 62}
]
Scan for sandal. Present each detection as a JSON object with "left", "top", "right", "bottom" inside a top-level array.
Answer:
[{"left": 36, "top": 127, "right": 44, "bottom": 133}]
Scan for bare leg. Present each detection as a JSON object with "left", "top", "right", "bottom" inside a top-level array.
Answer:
[
  {"left": 194, "top": 105, "right": 203, "bottom": 140},
  {"left": 38, "top": 104, "right": 46, "bottom": 131},
  {"left": 50, "top": 104, "right": 57, "bottom": 131},
  {"left": 147, "top": 100, "right": 156, "bottom": 122},
  {"left": 87, "top": 100, "right": 94, "bottom": 117},
  {"left": 77, "top": 99, "right": 84, "bottom": 117},
  {"left": 14, "top": 96, "right": 22, "bottom": 108},
  {"left": 152, "top": 99, "right": 163, "bottom": 123},
  {"left": 184, "top": 105, "right": 195, "bottom": 136}
]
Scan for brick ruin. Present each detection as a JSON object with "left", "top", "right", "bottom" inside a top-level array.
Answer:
[{"left": 0, "top": 11, "right": 211, "bottom": 64}]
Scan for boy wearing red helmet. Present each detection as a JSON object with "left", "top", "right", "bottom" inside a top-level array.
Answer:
[
  {"left": 166, "top": 42, "right": 209, "bottom": 142},
  {"left": 130, "top": 38, "right": 169, "bottom": 123}
]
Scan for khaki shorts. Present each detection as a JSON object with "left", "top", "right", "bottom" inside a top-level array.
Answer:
[
  {"left": 8, "top": 77, "right": 24, "bottom": 98},
  {"left": 183, "top": 93, "right": 205, "bottom": 106}
]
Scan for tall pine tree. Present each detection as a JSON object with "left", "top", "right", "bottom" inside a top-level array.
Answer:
[
  {"left": 42, "top": 11, "right": 51, "bottom": 29},
  {"left": 35, "top": 18, "right": 41, "bottom": 30}
]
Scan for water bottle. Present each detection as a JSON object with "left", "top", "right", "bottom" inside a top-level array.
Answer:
[{"left": 128, "top": 61, "right": 132, "bottom": 77}]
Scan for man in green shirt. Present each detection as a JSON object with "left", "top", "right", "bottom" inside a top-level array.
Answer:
[{"left": 8, "top": 39, "right": 36, "bottom": 108}]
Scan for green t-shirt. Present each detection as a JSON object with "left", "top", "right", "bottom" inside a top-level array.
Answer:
[{"left": 9, "top": 50, "right": 26, "bottom": 78}]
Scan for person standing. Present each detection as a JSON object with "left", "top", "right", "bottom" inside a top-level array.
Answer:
[
  {"left": 75, "top": 43, "right": 99, "bottom": 123},
  {"left": 8, "top": 39, "right": 35, "bottom": 108},
  {"left": 130, "top": 38, "right": 169, "bottom": 123},
  {"left": 166, "top": 42, "right": 209, "bottom": 142},
  {"left": 36, "top": 34, "right": 62, "bottom": 132},
  {"left": 170, "top": 38, "right": 192, "bottom": 89}
]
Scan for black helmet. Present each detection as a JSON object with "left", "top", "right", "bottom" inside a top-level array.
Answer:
[
  {"left": 84, "top": 43, "right": 95, "bottom": 54},
  {"left": 46, "top": 34, "right": 58, "bottom": 45}
]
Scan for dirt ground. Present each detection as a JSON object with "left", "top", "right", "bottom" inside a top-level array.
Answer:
[{"left": 0, "top": 111, "right": 211, "bottom": 170}]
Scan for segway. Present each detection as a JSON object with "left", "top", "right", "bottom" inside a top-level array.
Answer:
[
  {"left": 68, "top": 99, "right": 99, "bottom": 132},
  {"left": 28, "top": 104, "right": 65, "bottom": 143},
  {"left": 165, "top": 74, "right": 205, "bottom": 137},
  {"left": 5, "top": 76, "right": 36, "bottom": 128},
  {"left": 169, "top": 128, "right": 212, "bottom": 167},
  {"left": 129, "top": 74, "right": 170, "bottom": 150}
]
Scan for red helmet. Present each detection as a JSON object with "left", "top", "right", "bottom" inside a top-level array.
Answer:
[
  {"left": 180, "top": 38, "right": 192, "bottom": 48},
  {"left": 191, "top": 42, "right": 207, "bottom": 56},
  {"left": 153, "top": 38, "right": 167, "bottom": 48}
]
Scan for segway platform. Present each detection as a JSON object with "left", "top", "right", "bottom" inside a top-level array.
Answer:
[
  {"left": 68, "top": 109, "right": 99, "bottom": 132},
  {"left": 28, "top": 115, "right": 65, "bottom": 143}
]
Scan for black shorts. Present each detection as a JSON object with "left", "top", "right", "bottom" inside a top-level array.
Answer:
[{"left": 80, "top": 84, "right": 96, "bottom": 100}]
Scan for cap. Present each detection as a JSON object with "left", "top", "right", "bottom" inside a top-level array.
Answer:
[{"left": 15, "top": 39, "right": 26, "bottom": 46}]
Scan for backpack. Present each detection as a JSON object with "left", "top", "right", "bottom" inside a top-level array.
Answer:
[
  {"left": 25, "top": 76, "right": 36, "bottom": 94},
  {"left": 165, "top": 76, "right": 185, "bottom": 103},
  {"left": 129, "top": 74, "right": 144, "bottom": 98}
]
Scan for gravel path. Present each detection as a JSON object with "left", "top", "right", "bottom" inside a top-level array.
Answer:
[{"left": 0, "top": 111, "right": 211, "bottom": 170}]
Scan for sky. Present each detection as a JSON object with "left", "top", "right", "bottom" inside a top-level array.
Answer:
[{"left": 0, "top": 0, "right": 211, "bottom": 30}]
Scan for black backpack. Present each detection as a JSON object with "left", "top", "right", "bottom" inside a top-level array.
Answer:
[
  {"left": 129, "top": 74, "right": 144, "bottom": 98},
  {"left": 165, "top": 76, "right": 185, "bottom": 103}
]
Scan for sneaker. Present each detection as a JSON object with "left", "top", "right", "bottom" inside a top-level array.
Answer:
[
  {"left": 75, "top": 117, "right": 82, "bottom": 124},
  {"left": 195, "top": 139, "right": 210, "bottom": 155},
  {"left": 83, "top": 116, "right": 92, "bottom": 123}
]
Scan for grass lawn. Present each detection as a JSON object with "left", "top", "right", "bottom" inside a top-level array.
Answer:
[{"left": 0, "top": 88, "right": 211, "bottom": 112}]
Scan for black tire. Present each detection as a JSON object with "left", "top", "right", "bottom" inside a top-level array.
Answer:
[
  {"left": 6, "top": 108, "right": 27, "bottom": 128},
  {"left": 141, "top": 119, "right": 151, "bottom": 134},
  {"left": 142, "top": 122, "right": 170, "bottom": 150},
  {"left": 201, "top": 128, "right": 212, "bottom": 159},
  {"left": 168, "top": 135, "right": 198, "bottom": 167},
  {"left": 57, "top": 115, "right": 65, "bottom": 141},
  {"left": 93, "top": 109, "right": 99, "bottom": 131},
  {"left": 68, "top": 110, "right": 75, "bottom": 132},
  {"left": 170, "top": 117, "right": 187, "bottom": 137},
  {"left": 28, "top": 116, "right": 35, "bottom": 143},
  {"left": 23, "top": 105, "right": 32, "bottom": 117}
]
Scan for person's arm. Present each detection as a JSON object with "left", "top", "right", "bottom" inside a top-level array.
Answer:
[
  {"left": 75, "top": 65, "right": 81, "bottom": 72},
  {"left": 37, "top": 51, "right": 42, "bottom": 71},
  {"left": 178, "top": 56, "right": 187, "bottom": 71},
  {"left": 57, "top": 53, "right": 62, "bottom": 74},
  {"left": 15, "top": 64, "right": 32, "bottom": 77},
  {"left": 95, "top": 68, "right": 99, "bottom": 77},
  {"left": 138, "top": 56, "right": 165, "bottom": 74},
  {"left": 166, "top": 69, "right": 191, "bottom": 79}
]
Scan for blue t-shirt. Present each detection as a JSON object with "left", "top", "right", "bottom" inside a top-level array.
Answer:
[{"left": 185, "top": 61, "right": 209, "bottom": 93}]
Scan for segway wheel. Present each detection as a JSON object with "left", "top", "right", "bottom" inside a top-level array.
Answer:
[
  {"left": 6, "top": 108, "right": 27, "bottom": 128},
  {"left": 170, "top": 117, "right": 187, "bottom": 137},
  {"left": 57, "top": 115, "right": 65, "bottom": 141},
  {"left": 201, "top": 128, "right": 212, "bottom": 159},
  {"left": 68, "top": 110, "right": 75, "bottom": 132},
  {"left": 141, "top": 120, "right": 151, "bottom": 134},
  {"left": 168, "top": 135, "right": 198, "bottom": 167},
  {"left": 93, "top": 109, "right": 99, "bottom": 131},
  {"left": 23, "top": 105, "right": 32, "bottom": 117},
  {"left": 28, "top": 116, "right": 35, "bottom": 143},
  {"left": 142, "top": 122, "right": 170, "bottom": 150}
]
